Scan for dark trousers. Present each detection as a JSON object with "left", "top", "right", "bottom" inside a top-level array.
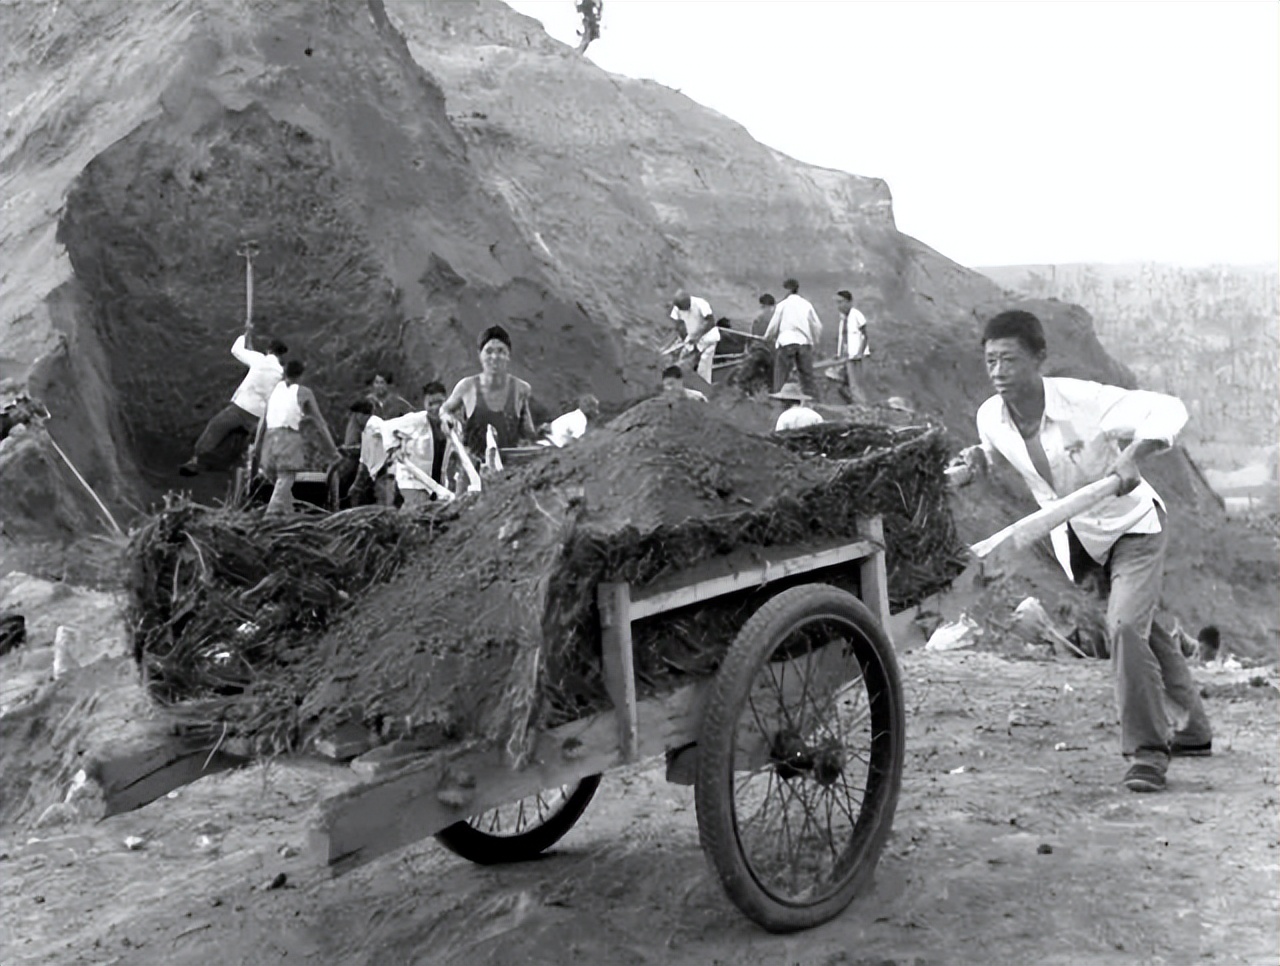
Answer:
[
  {"left": 193, "top": 403, "right": 259, "bottom": 461},
  {"left": 773, "top": 344, "right": 818, "bottom": 398},
  {"left": 1069, "top": 513, "right": 1211, "bottom": 760}
]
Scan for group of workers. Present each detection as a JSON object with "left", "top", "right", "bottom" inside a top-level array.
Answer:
[
  {"left": 181, "top": 321, "right": 599, "bottom": 514},
  {"left": 180, "top": 290, "right": 1214, "bottom": 796},
  {"left": 668, "top": 279, "right": 870, "bottom": 407}
]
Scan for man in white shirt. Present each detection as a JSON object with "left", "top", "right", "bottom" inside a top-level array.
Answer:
[
  {"left": 769, "top": 382, "right": 824, "bottom": 431},
  {"left": 763, "top": 278, "right": 822, "bottom": 400},
  {"left": 834, "top": 289, "right": 869, "bottom": 404},
  {"left": 181, "top": 321, "right": 286, "bottom": 476},
  {"left": 540, "top": 394, "right": 601, "bottom": 448},
  {"left": 957, "top": 310, "right": 1211, "bottom": 794},
  {"left": 669, "top": 290, "right": 720, "bottom": 385}
]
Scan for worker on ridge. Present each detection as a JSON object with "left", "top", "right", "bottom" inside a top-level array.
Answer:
[
  {"left": 365, "top": 381, "right": 451, "bottom": 509},
  {"left": 669, "top": 289, "right": 720, "bottom": 385},
  {"left": 770, "top": 382, "right": 823, "bottom": 431},
  {"left": 251, "top": 359, "right": 338, "bottom": 516},
  {"left": 763, "top": 278, "right": 822, "bottom": 400},
  {"left": 833, "top": 289, "right": 870, "bottom": 404},
  {"left": 955, "top": 309, "right": 1212, "bottom": 794},
  {"left": 661, "top": 365, "right": 707, "bottom": 402},
  {"left": 180, "top": 319, "right": 286, "bottom": 476},
  {"left": 345, "top": 371, "right": 415, "bottom": 505},
  {"left": 439, "top": 325, "right": 538, "bottom": 465},
  {"left": 539, "top": 393, "right": 601, "bottom": 447}
]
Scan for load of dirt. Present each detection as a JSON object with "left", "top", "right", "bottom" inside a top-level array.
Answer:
[{"left": 130, "top": 400, "right": 964, "bottom": 760}]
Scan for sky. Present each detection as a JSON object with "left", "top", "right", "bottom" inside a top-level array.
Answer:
[{"left": 504, "top": 0, "right": 1278, "bottom": 268}]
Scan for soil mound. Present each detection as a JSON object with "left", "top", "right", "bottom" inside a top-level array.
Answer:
[{"left": 131, "top": 401, "right": 964, "bottom": 760}]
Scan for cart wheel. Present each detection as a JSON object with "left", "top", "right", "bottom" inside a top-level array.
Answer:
[
  {"left": 695, "top": 583, "right": 905, "bottom": 932},
  {"left": 434, "top": 774, "right": 601, "bottom": 865}
]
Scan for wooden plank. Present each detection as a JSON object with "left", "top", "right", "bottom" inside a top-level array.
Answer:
[
  {"left": 629, "top": 539, "right": 877, "bottom": 620},
  {"left": 597, "top": 582, "right": 639, "bottom": 762},
  {"left": 856, "top": 516, "right": 892, "bottom": 638},
  {"left": 102, "top": 749, "right": 247, "bottom": 815},
  {"left": 970, "top": 477, "right": 1122, "bottom": 558},
  {"left": 309, "top": 679, "right": 705, "bottom": 873},
  {"left": 307, "top": 639, "right": 858, "bottom": 874}
]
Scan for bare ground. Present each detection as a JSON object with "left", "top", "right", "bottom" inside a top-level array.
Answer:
[{"left": 3, "top": 647, "right": 1276, "bottom": 966}]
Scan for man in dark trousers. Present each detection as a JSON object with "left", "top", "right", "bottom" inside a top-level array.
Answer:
[
  {"left": 956, "top": 310, "right": 1211, "bottom": 793},
  {"left": 762, "top": 278, "right": 822, "bottom": 399}
]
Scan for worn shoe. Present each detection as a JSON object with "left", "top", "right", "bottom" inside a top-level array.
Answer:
[
  {"left": 1171, "top": 740, "right": 1212, "bottom": 758},
  {"left": 178, "top": 458, "right": 200, "bottom": 477},
  {"left": 1123, "top": 761, "right": 1167, "bottom": 793}
]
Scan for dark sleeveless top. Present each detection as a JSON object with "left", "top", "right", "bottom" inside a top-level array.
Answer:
[{"left": 462, "top": 379, "right": 523, "bottom": 458}]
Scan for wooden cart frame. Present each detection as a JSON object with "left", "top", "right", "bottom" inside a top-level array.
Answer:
[{"left": 102, "top": 516, "right": 904, "bottom": 933}]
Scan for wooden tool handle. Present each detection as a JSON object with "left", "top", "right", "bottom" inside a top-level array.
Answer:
[{"left": 970, "top": 476, "right": 1123, "bottom": 558}]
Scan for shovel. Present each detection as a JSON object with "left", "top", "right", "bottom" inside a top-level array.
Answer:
[{"left": 970, "top": 476, "right": 1123, "bottom": 558}]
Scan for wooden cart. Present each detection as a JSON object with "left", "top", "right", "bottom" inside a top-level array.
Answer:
[{"left": 105, "top": 519, "right": 905, "bottom": 933}]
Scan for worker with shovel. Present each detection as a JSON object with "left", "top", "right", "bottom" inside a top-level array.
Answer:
[{"left": 955, "top": 310, "right": 1211, "bottom": 794}]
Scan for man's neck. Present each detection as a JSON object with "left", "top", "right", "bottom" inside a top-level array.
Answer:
[{"left": 1002, "top": 380, "right": 1046, "bottom": 435}]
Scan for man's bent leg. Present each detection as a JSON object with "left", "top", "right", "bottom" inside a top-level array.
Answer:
[
  {"left": 265, "top": 471, "right": 296, "bottom": 516},
  {"left": 1107, "top": 526, "right": 1173, "bottom": 760},
  {"left": 1149, "top": 620, "right": 1213, "bottom": 747},
  {"left": 193, "top": 404, "right": 257, "bottom": 461}
]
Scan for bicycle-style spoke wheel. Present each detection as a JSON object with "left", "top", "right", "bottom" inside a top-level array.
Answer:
[
  {"left": 434, "top": 774, "right": 601, "bottom": 864},
  {"left": 696, "top": 584, "right": 904, "bottom": 932}
]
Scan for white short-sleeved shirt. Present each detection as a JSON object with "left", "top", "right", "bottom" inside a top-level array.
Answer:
[
  {"left": 671, "top": 296, "right": 721, "bottom": 348},
  {"left": 545, "top": 409, "right": 588, "bottom": 447}
]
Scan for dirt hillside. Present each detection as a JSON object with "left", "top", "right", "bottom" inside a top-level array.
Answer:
[{"left": 1, "top": 0, "right": 1153, "bottom": 520}]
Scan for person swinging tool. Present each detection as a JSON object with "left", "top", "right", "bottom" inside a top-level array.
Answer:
[{"left": 180, "top": 241, "right": 286, "bottom": 476}]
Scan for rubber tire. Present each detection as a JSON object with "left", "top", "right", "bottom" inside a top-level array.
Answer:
[
  {"left": 695, "top": 583, "right": 906, "bottom": 932},
  {"left": 434, "top": 774, "right": 602, "bottom": 865}
]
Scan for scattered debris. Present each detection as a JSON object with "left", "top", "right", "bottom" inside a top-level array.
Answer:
[
  {"left": 1007, "top": 706, "right": 1052, "bottom": 729},
  {"left": 52, "top": 626, "right": 80, "bottom": 679},
  {"left": 1010, "top": 597, "right": 1086, "bottom": 658},
  {"left": 926, "top": 613, "right": 983, "bottom": 652}
]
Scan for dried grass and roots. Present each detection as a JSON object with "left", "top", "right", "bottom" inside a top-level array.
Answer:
[{"left": 130, "top": 400, "right": 966, "bottom": 760}]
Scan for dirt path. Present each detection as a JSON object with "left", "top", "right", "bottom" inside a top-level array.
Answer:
[{"left": 4, "top": 649, "right": 1276, "bottom": 966}]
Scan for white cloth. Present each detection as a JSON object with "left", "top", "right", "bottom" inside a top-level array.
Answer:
[
  {"left": 767, "top": 294, "right": 822, "bottom": 347},
  {"left": 775, "top": 406, "right": 824, "bottom": 431},
  {"left": 976, "top": 377, "right": 1187, "bottom": 579},
  {"left": 544, "top": 409, "right": 588, "bottom": 448},
  {"left": 838, "top": 307, "right": 868, "bottom": 360},
  {"left": 229, "top": 335, "right": 283, "bottom": 418},
  {"left": 370, "top": 411, "right": 435, "bottom": 490},
  {"left": 264, "top": 381, "right": 302, "bottom": 430}
]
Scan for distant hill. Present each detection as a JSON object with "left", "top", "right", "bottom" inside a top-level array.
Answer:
[{"left": 979, "top": 263, "right": 1279, "bottom": 501}]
